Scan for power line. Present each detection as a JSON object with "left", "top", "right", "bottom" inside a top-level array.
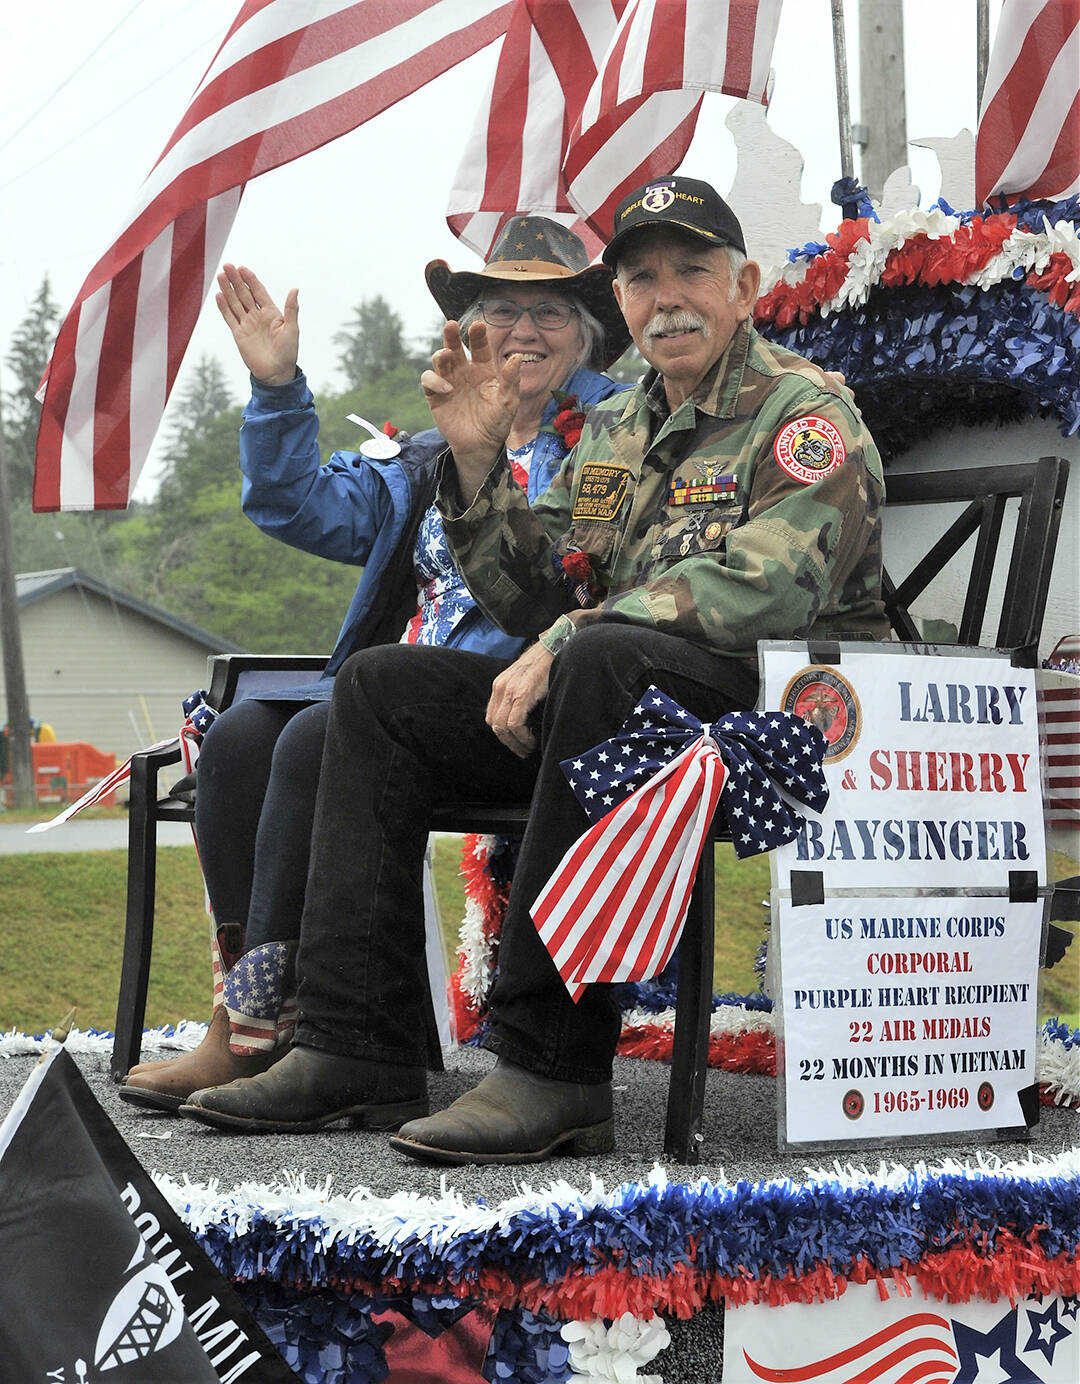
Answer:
[
  {"left": 0, "top": 31, "right": 220, "bottom": 195},
  {"left": 0, "top": 1, "right": 147, "bottom": 157}
]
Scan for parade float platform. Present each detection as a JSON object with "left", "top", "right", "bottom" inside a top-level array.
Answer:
[{"left": 1, "top": 1021, "right": 1076, "bottom": 1382}]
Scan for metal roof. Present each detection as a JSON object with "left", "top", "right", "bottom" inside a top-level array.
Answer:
[{"left": 15, "top": 567, "right": 245, "bottom": 654}]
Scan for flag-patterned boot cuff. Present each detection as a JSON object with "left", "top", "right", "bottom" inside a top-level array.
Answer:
[{"left": 223, "top": 941, "right": 298, "bottom": 1057}]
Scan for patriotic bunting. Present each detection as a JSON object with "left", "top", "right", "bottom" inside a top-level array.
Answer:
[
  {"left": 531, "top": 687, "right": 827, "bottom": 1001},
  {"left": 754, "top": 197, "right": 1080, "bottom": 456},
  {"left": 156, "top": 1147, "right": 1080, "bottom": 1323}
]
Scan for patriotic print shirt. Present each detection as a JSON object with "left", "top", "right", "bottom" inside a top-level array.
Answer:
[{"left": 403, "top": 445, "right": 533, "bottom": 646}]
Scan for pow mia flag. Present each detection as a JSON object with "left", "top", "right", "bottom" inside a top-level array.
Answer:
[{"left": 0, "top": 1047, "right": 296, "bottom": 1383}]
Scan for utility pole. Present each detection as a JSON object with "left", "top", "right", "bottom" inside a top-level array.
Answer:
[
  {"left": 858, "top": 0, "right": 908, "bottom": 200},
  {"left": 0, "top": 371, "right": 34, "bottom": 810}
]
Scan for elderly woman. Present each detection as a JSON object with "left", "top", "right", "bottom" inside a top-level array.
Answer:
[{"left": 121, "top": 217, "right": 630, "bottom": 1110}]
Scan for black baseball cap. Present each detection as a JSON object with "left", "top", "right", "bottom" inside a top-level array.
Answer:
[{"left": 602, "top": 176, "right": 746, "bottom": 267}]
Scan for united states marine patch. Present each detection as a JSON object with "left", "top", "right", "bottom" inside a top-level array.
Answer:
[{"left": 773, "top": 415, "right": 846, "bottom": 484}]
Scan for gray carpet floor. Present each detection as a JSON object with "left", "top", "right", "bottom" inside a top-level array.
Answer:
[
  {"left": 6, "top": 1041, "right": 1076, "bottom": 1197},
  {"left": 1, "top": 1041, "right": 1076, "bottom": 1382}
]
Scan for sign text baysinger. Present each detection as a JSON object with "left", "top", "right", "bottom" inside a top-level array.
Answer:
[{"left": 796, "top": 678, "right": 1033, "bottom": 862}]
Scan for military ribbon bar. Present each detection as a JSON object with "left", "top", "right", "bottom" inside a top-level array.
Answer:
[
  {"left": 669, "top": 477, "right": 738, "bottom": 505},
  {"left": 530, "top": 687, "right": 829, "bottom": 1002}
]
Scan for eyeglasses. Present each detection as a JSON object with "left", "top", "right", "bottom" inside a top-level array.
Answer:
[{"left": 480, "top": 298, "right": 577, "bottom": 330}]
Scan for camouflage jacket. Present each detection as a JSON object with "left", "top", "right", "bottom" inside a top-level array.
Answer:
[{"left": 438, "top": 320, "right": 889, "bottom": 664}]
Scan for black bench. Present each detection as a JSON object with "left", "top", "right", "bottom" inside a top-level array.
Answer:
[{"left": 112, "top": 454, "right": 1070, "bottom": 1160}]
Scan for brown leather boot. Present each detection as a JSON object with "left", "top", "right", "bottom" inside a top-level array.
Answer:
[
  {"left": 125, "top": 921, "right": 246, "bottom": 1080},
  {"left": 389, "top": 1058, "right": 614, "bottom": 1165},
  {"left": 118, "top": 1008, "right": 280, "bottom": 1114},
  {"left": 124, "top": 1022, "right": 211, "bottom": 1079},
  {"left": 180, "top": 1045, "right": 427, "bottom": 1133}
]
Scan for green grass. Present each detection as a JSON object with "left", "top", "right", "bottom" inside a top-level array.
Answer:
[{"left": 1, "top": 841, "right": 1076, "bottom": 1035}]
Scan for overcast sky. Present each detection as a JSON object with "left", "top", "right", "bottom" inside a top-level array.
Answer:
[{"left": 0, "top": 0, "right": 1000, "bottom": 498}]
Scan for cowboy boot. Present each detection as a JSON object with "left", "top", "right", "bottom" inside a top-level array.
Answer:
[
  {"left": 119, "top": 938, "right": 296, "bottom": 1114},
  {"left": 389, "top": 1057, "right": 613, "bottom": 1166},
  {"left": 181, "top": 1045, "right": 428, "bottom": 1133},
  {"left": 124, "top": 921, "right": 245, "bottom": 1079}
]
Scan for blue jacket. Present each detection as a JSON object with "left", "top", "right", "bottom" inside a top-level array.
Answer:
[{"left": 239, "top": 366, "right": 625, "bottom": 695}]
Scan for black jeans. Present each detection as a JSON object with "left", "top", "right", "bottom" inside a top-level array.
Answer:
[
  {"left": 195, "top": 698, "right": 330, "bottom": 948},
  {"left": 294, "top": 625, "right": 758, "bottom": 1082}
]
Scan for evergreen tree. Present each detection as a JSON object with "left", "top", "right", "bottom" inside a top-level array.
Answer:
[
  {"left": 2, "top": 276, "right": 60, "bottom": 495},
  {"left": 154, "top": 356, "right": 237, "bottom": 515},
  {"left": 123, "top": 480, "right": 360, "bottom": 652},
  {"left": 334, "top": 295, "right": 417, "bottom": 385}
]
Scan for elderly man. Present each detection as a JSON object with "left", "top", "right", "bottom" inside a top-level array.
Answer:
[{"left": 181, "top": 177, "right": 889, "bottom": 1163}]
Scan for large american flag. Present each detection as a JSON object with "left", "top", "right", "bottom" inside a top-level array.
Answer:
[
  {"left": 563, "top": 0, "right": 781, "bottom": 243},
  {"left": 35, "top": 0, "right": 782, "bottom": 512},
  {"left": 448, "top": 0, "right": 782, "bottom": 259},
  {"left": 975, "top": 0, "right": 1080, "bottom": 207},
  {"left": 447, "top": 0, "right": 642, "bottom": 258},
  {"left": 531, "top": 686, "right": 827, "bottom": 1001},
  {"left": 32, "top": 0, "right": 514, "bottom": 513}
]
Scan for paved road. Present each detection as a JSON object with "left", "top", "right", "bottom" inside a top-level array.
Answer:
[
  {"left": 0, "top": 818, "right": 195, "bottom": 853},
  {"left": 0, "top": 819, "right": 461, "bottom": 853}
]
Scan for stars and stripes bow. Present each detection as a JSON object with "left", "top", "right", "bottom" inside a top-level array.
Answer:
[
  {"left": 179, "top": 687, "right": 219, "bottom": 776},
  {"left": 530, "top": 686, "right": 827, "bottom": 1001}
]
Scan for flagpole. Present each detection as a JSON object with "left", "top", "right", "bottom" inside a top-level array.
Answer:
[
  {"left": 830, "top": 0, "right": 855, "bottom": 181},
  {"left": 976, "top": 0, "right": 990, "bottom": 109}
]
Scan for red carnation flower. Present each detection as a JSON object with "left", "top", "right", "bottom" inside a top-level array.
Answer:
[
  {"left": 546, "top": 394, "right": 586, "bottom": 450},
  {"left": 562, "top": 551, "right": 593, "bottom": 582}
]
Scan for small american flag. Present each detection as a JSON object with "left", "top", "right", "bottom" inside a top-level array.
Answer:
[
  {"left": 1038, "top": 647, "right": 1080, "bottom": 834},
  {"left": 24, "top": 687, "right": 216, "bottom": 833},
  {"left": 531, "top": 686, "right": 827, "bottom": 1001}
]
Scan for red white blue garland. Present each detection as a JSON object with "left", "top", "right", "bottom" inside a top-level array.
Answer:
[
  {"left": 4, "top": 1015, "right": 1074, "bottom": 1108},
  {"left": 146, "top": 1146, "right": 1080, "bottom": 1382},
  {"left": 1, "top": 1025, "right": 1074, "bottom": 1382},
  {"left": 753, "top": 196, "right": 1080, "bottom": 460}
]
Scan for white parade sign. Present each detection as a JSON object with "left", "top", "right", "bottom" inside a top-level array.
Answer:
[
  {"left": 775, "top": 894, "right": 1041, "bottom": 1145},
  {"left": 759, "top": 643, "right": 1047, "bottom": 892}
]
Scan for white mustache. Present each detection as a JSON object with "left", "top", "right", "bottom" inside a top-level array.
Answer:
[{"left": 644, "top": 310, "right": 709, "bottom": 342}]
